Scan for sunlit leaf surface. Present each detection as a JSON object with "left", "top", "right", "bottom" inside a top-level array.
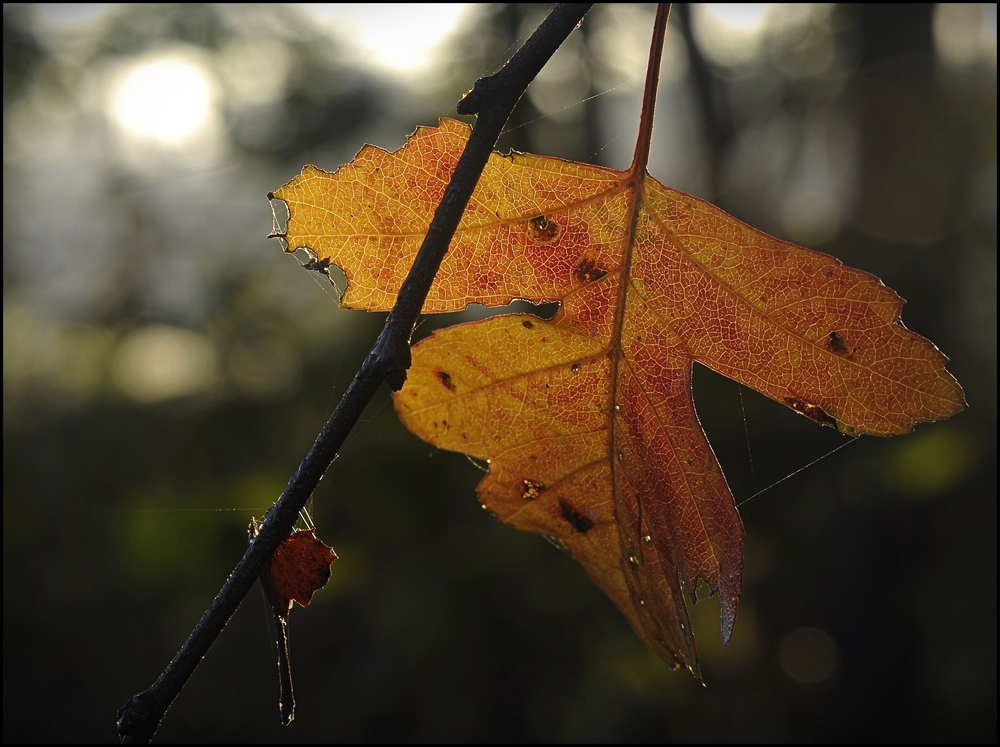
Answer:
[{"left": 272, "top": 118, "right": 964, "bottom": 675}]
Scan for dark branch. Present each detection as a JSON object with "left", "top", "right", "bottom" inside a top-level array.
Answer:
[{"left": 115, "top": 4, "right": 593, "bottom": 743}]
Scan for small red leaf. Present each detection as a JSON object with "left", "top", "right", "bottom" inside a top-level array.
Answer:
[{"left": 261, "top": 529, "right": 337, "bottom": 620}]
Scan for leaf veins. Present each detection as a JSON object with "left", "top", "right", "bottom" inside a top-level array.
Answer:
[{"left": 270, "top": 6, "right": 964, "bottom": 676}]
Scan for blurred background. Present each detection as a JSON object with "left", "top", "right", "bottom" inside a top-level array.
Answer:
[{"left": 3, "top": 3, "right": 995, "bottom": 742}]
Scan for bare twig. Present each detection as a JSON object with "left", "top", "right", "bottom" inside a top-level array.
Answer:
[{"left": 115, "top": 4, "right": 593, "bottom": 743}]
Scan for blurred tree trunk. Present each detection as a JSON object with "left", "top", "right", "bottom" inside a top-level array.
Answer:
[{"left": 853, "top": 3, "right": 962, "bottom": 243}]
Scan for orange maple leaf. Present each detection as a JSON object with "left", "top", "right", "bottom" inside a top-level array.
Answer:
[{"left": 270, "top": 9, "right": 964, "bottom": 676}]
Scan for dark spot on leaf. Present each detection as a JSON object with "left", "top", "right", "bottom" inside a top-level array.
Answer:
[
  {"left": 571, "top": 363, "right": 580, "bottom": 372},
  {"left": 301, "top": 257, "right": 332, "bottom": 276},
  {"left": 573, "top": 256, "right": 608, "bottom": 283},
  {"left": 436, "top": 371, "right": 456, "bottom": 392},
  {"left": 522, "top": 479, "right": 545, "bottom": 500},
  {"left": 559, "top": 499, "right": 595, "bottom": 534},
  {"left": 527, "top": 215, "right": 561, "bottom": 243},
  {"left": 827, "top": 331, "right": 849, "bottom": 356},
  {"left": 522, "top": 319, "right": 534, "bottom": 329},
  {"left": 784, "top": 397, "right": 838, "bottom": 429}
]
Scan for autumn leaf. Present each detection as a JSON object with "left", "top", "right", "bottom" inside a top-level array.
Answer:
[
  {"left": 269, "top": 9, "right": 964, "bottom": 677},
  {"left": 260, "top": 527, "right": 338, "bottom": 620},
  {"left": 253, "top": 524, "right": 337, "bottom": 725}
]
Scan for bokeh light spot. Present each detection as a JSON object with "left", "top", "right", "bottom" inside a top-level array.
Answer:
[
  {"left": 934, "top": 4, "right": 998, "bottom": 69},
  {"left": 112, "top": 325, "right": 218, "bottom": 402},
  {"left": 110, "top": 54, "right": 216, "bottom": 145},
  {"left": 779, "top": 627, "right": 838, "bottom": 684},
  {"left": 707, "top": 3, "right": 774, "bottom": 32},
  {"left": 883, "top": 425, "right": 979, "bottom": 499},
  {"left": 304, "top": 4, "right": 472, "bottom": 74},
  {"left": 781, "top": 188, "right": 843, "bottom": 245},
  {"left": 693, "top": 3, "right": 775, "bottom": 68}
]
